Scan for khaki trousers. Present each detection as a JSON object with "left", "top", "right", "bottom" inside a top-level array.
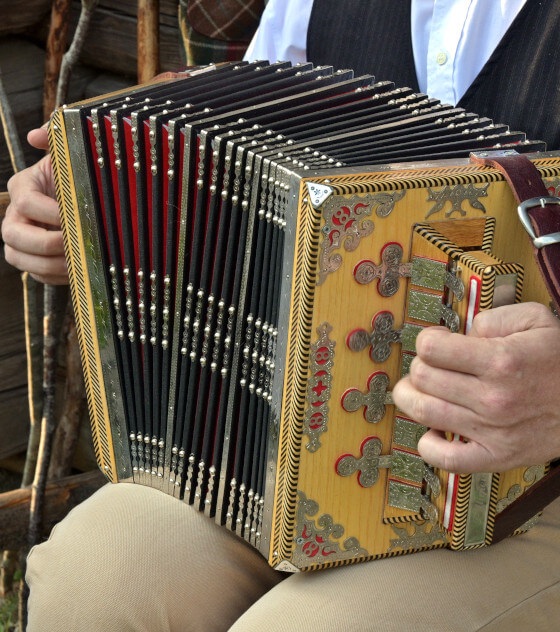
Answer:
[{"left": 26, "top": 482, "right": 560, "bottom": 631}]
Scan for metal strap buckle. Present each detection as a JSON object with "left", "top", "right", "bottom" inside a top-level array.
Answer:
[{"left": 517, "top": 196, "right": 560, "bottom": 249}]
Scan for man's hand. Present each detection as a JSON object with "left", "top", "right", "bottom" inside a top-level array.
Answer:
[
  {"left": 2, "top": 126, "right": 69, "bottom": 285},
  {"left": 392, "top": 302, "right": 560, "bottom": 473}
]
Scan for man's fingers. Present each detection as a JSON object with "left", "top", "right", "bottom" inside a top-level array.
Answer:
[
  {"left": 417, "top": 430, "right": 496, "bottom": 473},
  {"left": 413, "top": 327, "right": 492, "bottom": 376},
  {"left": 3, "top": 221, "right": 64, "bottom": 257},
  {"left": 6, "top": 190, "right": 61, "bottom": 228},
  {"left": 392, "top": 375, "right": 479, "bottom": 435},
  {"left": 3, "top": 245, "right": 67, "bottom": 281},
  {"left": 406, "top": 355, "right": 481, "bottom": 411}
]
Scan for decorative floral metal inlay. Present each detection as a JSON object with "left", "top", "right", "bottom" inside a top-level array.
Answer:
[
  {"left": 425, "top": 182, "right": 489, "bottom": 218},
  {"left": 341, "top": 371, "right": 393, "bottom": 423},
  {"left": 387, "top": 521, "right": 447, "bottom": 553},
  {"left": 318, "top": 196, "right": 374, "bottom": 285},
  {"left": 347, "top": 311, "right": 423, "bottom": 363},
  {"left": 303, "top": 323, "right": 335, "bottom": 452},
  {"left": 336, "top": 437, "right": 392, "bottom": 488},
  {"left": 292, "top": 492, "right": 368, "bottom": 566},
  {"left": 354, "top": 243, "right": 411, "bottom": 297}
]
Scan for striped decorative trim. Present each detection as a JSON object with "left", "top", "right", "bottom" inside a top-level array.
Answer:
[
  {"left": 271, "top": 187, "right": 324, "bottom": 564},
  {"left": 481, "top": 216, "right": 496, "bottom": 253},
  {"left": 48, "top": 112, "right": 118, "bottom": 482}
]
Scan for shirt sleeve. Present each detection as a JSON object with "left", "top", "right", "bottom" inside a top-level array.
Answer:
[{"left": 244, "top": 0, "right": 314, "bottom": 64}]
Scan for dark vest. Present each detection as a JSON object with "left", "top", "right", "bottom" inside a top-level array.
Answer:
[{"left": 307, "top": 0, "right": 560, "bottom": 150}]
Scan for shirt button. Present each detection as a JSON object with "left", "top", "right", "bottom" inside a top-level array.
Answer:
[{"left": 436, "top": 51, "right": 448, "bottom": 65}]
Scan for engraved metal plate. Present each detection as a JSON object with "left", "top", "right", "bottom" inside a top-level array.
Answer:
[
  {"left": 463, "top": 472, "right": 493, "bottom": 547},
  {"left": 408, "top": 290, "right": 446, "bottom": 324},
  {"left": 390, "top": 450, "right": 425, "bottom": 484},
  {"left": 307, "top": 182, "right": 333, "bottom": 208},
  {"left": 400, "top": 353, "right": 414, "bottom": 376},
  {"left": 408, "top": 290, "right": 460, "bottom": 331},
  {"left": 393, "top": 417, "right": 427, "bottom": 451},
  {"left": 388, "top": 480, "right": 422, "bottom": 512},
  {"left": 400, "top": 323, "right": 423, "bottom": 352},
  {"left": 411, "top": 256, "right": 447, "bottom": 291}
]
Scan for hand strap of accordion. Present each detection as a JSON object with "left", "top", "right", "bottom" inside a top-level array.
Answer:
[
  {"left": 470, "top": 151, "right": 560, "bottom": 314},
  {"left": 469, "top": 150, "right": 560, "bottom": 543}
]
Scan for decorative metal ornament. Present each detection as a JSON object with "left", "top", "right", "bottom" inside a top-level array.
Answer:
[
  {"left": 292, "top": 492, "right": 368, "bottom": 566},
  {"left": 388, "top": 480, "right": 438, "bottom": 522},
  {"left": 393, "top": 417, "right": 428, "bottom": 451},
  {"left": 407, "top": 290, "right": 460, "bottom": 332},
  {"left": 318, "top": 196, "right": 375, "bottom": 285},
  {"left": 306, "top": 182, "right": 333, "bottom": 208},
  {"left": 346, "top": 311, "right": 423, "bottom": 363},
  {"left": 354, "top": 242, "right": 411, "bottom": 297},
  {"left": 425, "top": 182, "right": 489, "bottom": 218},
  {"left": 303, "top": 323, "right": 336, "bottom": 452},
  {"left": 387, "top": 521, "right": 448, "bottom": 553},
  {"left": 335, "top": 437, "right": 392, "bottom": 487},
  {"left": 341, "top": 371, "right": 393, "bottom": 423},
  {"left": 411, "top": 256, "right": 465, "bottom": 301}
]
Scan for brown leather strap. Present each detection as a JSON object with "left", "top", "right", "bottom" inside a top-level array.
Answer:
[
  {"left": 490, "top": 461, "right": 560, "bottom": 544},
  {"left": 469, "top": 150, "right": 560, "bottom": 543},
  {"left": 470, "top": 151, "right": 560, "bottom": 312}
]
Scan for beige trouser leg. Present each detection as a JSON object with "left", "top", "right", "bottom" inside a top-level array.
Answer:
[
  {"left": 27, "top": 483, "right": 560, "bottom": 631},
  {"left": 231, "top": 497, "right": 560, "bottom": 632},
  {"left": 26, "top": 482, "right": 283, "bottom": 632}
]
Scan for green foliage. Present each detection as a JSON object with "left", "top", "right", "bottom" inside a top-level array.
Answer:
[{"left": 0, "top": 592, "right": 18, "bottom": 632}]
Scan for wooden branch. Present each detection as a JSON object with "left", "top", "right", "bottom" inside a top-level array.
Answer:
[
  {"left": 28, "top": 285, "right": 68, "bottom": 550},
  {"left": 43, "top": 0, "right": 73, "bottom": 121},
  {"left": 56, "top": 0, "right": 99, "bottom": 107},
  {"left": 21, "top": 274, "right": 43, "bottom": 487},
  {"left": 137, "top": 0, "right": 160, "bottom": 82},
  {"left": 48, "top": 313, "right": 86, "bottom": 480},
  {"left": 0, "top": 470, "right": 106, "bottom": 551},
  {"left": 0, "top": 74, "right": 26, "bottom": 173}
]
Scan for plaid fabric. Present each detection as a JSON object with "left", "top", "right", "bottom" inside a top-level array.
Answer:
[{"left": 178, "top": 0, "right": 264, "bottom": 66}]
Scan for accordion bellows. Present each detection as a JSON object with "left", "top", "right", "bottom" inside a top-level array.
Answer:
[{"left": 49, "top": 61, "right": 559, "bottom": 571}]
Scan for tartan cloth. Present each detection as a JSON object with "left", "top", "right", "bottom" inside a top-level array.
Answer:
[{"left": 178, "top": 0, "right": 265, "bottom": 66}]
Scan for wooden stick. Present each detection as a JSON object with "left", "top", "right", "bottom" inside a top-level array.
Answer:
[
  {"left": 137, "top": 0, "right": 160, "bottom": 82},
  {"left": 43, "top": 0, "right": 72, "bottom": 121},
  {"left": 48, "top": 310, "right": 86, "bottom": 481},
  {"left": 0, "top": 73, "right": 25, "bottom": 173},
  {"left": 56, "top": 0, "right": 99, "bottom": 107},
  {"left": 0, "top": 471, "right": 106, "bottom": 551}
]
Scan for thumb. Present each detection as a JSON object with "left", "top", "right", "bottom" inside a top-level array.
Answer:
[
  {"left": 27, "top": 124, "right": 49, "bottom": 151},
  {"left": 468, "top": 302, "right": 553, "bottom": 339}
]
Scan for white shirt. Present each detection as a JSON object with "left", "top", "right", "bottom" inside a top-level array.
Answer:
[{"left": 245, "top": 0, "right": 527, "bottom": 105}]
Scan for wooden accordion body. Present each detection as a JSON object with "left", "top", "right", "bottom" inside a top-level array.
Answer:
[{"left": 48, "top": 62, "right": 560, "bottom": 571}]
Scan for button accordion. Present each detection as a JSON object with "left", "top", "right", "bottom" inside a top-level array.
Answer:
[{"left": 48, "top": 62, "right": 560, "bottom": 571}]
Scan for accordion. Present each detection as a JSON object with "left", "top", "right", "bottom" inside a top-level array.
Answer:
[{"left": 49, "top": 61, "right": 560, "bottom": 572}]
